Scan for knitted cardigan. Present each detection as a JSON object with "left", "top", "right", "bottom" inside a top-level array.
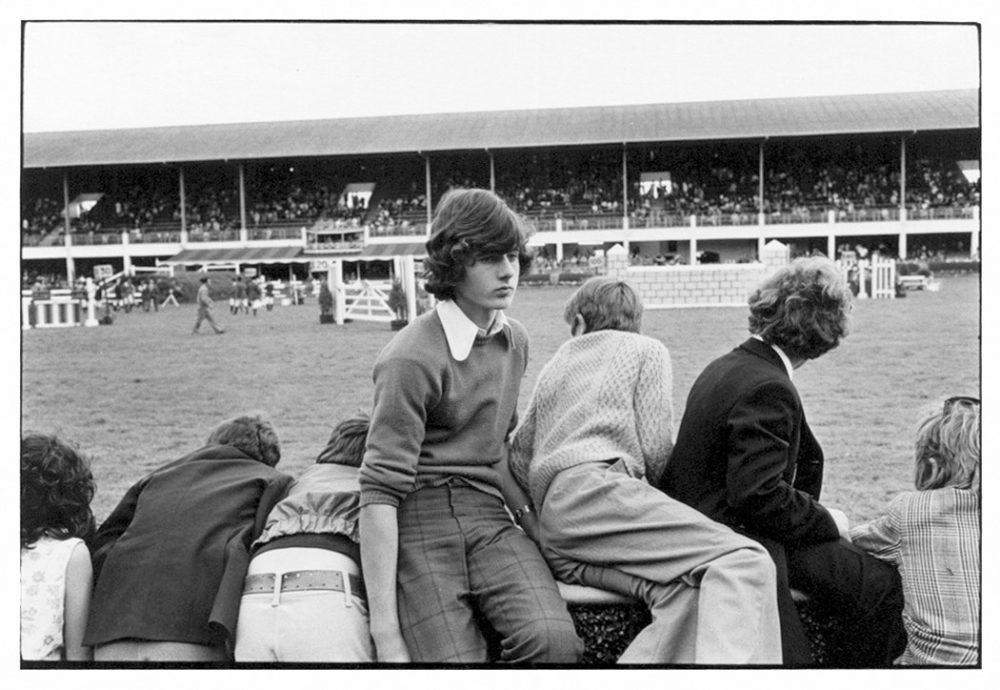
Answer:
[{"left": 509, "top": 329, "right": 674, "bottom": 511}]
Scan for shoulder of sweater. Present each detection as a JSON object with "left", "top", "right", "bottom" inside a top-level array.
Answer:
[
  {"left": 376, "top": 312, "right": 447, "bottom": 361},
  {"left": 574, "top": 330, "right": 667, "bottom": 354}
]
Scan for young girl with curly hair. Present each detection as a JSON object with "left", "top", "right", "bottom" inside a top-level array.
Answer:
[{"left": 20, "top": 434, "right": 96, "bottom": 661}]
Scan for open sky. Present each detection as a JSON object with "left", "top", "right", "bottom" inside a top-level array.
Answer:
[{"left": 21, "top": 20, "right": 980, "bottom": 133}]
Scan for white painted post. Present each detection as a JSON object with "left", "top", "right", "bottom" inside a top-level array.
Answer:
[
  {"left": 330, "top": 260, "right": 345, "bottom": 325},
  {"left": 84, "top": 278, "right": 99, "bottom": 327},
  {"left": 688, "top": 238, "right": 697, "bottom": 266},
  {"left": 898, "top": 233, "right": 908, "bottom": 260},
  {"left": 403, "top": 255, "right": 417, "bottom": 324},
  {"left": 857, "top": 259, "right": 868, "bottom": 299},
  {"left": 827, "top": 235, "right": 836, "bottom": 260}
]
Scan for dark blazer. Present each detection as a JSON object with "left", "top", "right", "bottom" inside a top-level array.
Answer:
[
  {"left": 659, "top": 338, "right": 839, "bottom": 546},
  {"left": 84, "top": 445, "right": 292, "bottom": 651}
]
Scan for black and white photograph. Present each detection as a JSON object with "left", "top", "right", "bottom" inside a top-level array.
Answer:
[{"left": 14, "top": 1, "right": 988, "bottom": 681}]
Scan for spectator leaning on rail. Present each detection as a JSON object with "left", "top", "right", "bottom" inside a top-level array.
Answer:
[
  {"left": 83, "top": 414, "right": 292, "bottom": 662},
  {"left": 658, "top": 257, "right": 907, "bottom": 666},
  {"left": 358, "top": 188, "right": 582, "bottom": 664},
  {"left": 505, "top": 276, "right": 782, "bottom": 664},
  {"left": 235, "top": 413, "right": 375, "bottom": 662}
]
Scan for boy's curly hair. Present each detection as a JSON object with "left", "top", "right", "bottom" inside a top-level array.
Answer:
[
  {"left": 423, "top": 188, "right": 533, "bottom": 301},
  {"left": 747, "top": 256, "right": 853, "bottom": 360},
  {"left": 21, "top": 434, "right": 96, "bottom": 550}
]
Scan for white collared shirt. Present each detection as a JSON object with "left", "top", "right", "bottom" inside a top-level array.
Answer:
[
  {"left": 752, "top": 334, "right": 794, "bottom": 381},
  {"left": 436, "top": 299, "right": 513, "bottom": 362}
]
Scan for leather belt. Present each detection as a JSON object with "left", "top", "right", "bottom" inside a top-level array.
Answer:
[{"left": 243, "top": 569, "right": 366, "bottom": 599}]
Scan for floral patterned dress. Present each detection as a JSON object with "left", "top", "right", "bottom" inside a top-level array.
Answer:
[{"left": 20, "top": 536, "right": 83, "bottom": 661}]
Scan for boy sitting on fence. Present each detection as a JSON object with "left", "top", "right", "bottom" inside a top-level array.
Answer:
[{"left": 505, "top": 276, "right": 782, "bottom": 664}]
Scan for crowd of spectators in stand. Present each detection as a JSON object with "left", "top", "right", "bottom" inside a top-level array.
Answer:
[{"left": 22, "top": 145, "right": 979, "bottom": 243}]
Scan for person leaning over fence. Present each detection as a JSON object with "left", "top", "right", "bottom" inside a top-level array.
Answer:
[
  {"left": 504, "top": 276, "right": 782, "bottom": 664},
  {"left": 359, "top": 188, "right": 582, "bottom": 664},
  {"left": 20, "top": 434, "right": 97, "bottom": 662},
  {"left": 659, "top": 256, "right": 907, "bottom": 666},
  {"left": 235, "top": 413, "right": 375, "bottom": 662},
  {"left": 849, "top": 396, "right": 981, "bottom": 666},
  {"left": 83, "top": 414, "right": 292, "bottom": 662}
]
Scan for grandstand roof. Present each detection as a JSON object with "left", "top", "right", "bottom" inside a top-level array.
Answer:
[{"left": 23, "top": 89, "right": 978, "bottom": 169}]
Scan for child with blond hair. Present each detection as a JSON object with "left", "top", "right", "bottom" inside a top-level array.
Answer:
[{"left": 850, "top": 396, "right": 981, "bottom": 666}]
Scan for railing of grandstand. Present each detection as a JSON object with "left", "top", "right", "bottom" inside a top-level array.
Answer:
[
  {"left": 131, "top": 230, "right": 182, "bottom": 243},
  {"left": 695, "top": 212, "right": 759, "bottom": 227},
  {"left": 249, "top": 226, "right": 306, "bottom": 241},
  {"left": 764, "top": 209, "right": 829, "bottom": 225},
  {"left": 630, "top": 213, "right": 691, "bottom": 229},
  {"left": 368, "top": 223, "right": 428, "bottom": 238},
  {"left": 835, "top": 206, "right": 900, "bottom": 223},
  {"left": 561, "top": 215, "right": 627, "bottom": 231},
  {"left": 905, "top": 205, "right": 977, "bottom": 221},
  {"left": 187, "top": 229, "right": 242, "bottom": 242},
  {"left": 305, "top": 240, "right": 365, "bottom": 253},
  {"left": 71, "top": 232, "right": 123, "bottom": 246}
]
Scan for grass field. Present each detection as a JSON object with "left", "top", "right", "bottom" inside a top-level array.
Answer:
[{"left": 20, "top": 274, "right": 980, "bottom": 525}]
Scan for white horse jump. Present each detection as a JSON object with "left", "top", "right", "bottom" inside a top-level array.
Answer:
[{"left": 342, "top": 281, "right": 395, "bottom": 322}]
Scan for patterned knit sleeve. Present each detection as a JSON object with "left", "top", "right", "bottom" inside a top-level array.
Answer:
[
  {"left": 849, "top": 494, "right": 904, "bottom": 566},
  {"left": 635, "top": 339, "right": 674, "bottom": 486}
]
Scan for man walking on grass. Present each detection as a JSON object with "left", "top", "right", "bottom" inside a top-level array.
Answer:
[{"left": 192, "top": 276, "right": 225, "bottom": 335}]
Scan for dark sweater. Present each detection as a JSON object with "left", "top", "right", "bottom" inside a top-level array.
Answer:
[{"left": 359, "top": 309, "right": 528, "bottom": 508}]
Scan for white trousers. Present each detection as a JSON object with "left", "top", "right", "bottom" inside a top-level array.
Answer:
[{"left": 234, "top": 547, "right": 374, "bottom": 663}]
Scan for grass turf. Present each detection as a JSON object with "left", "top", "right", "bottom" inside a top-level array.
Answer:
[{"left": 21, "top": 274, "right": 979, "bottom": 524}]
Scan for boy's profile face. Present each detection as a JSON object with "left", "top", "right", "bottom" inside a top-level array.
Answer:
[{"left": 453, "top": 250, "right": 520, "bottom": 328}]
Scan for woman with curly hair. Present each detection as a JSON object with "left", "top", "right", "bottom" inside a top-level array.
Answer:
[
  {"left": 660, "top": 256, "right": 907, "bottom": 667},
  {"left": 20, "top": 434, "right": 96, "bottom": 661}
]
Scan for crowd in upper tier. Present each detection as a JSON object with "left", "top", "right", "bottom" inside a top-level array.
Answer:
[{"left": 22, "top": 139, "right": 979, "bottom": 244}]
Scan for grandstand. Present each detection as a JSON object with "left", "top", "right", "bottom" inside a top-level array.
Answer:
[{"left": 21, "top": 89, "right": 979, "bottom": 287}]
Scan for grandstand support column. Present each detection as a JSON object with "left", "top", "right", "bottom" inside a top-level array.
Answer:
[
  {"left": 238, "top": 163, "right": 248, "bottom": 244},
  {"left": 899, "top": 136, "right": 907, "bottom": 224},
  {"left": 689, "top": 238, "right": 697, "bottom": 266},
  {"left": 970, "top": 226, "right": 979, "bottom": 259},
  {"left": 179, "top": 166, "right": 188, "bottom": 245},
  {"left": 898, "top": 233, "right": 908, "bottom": 261},
  {"left": 487, "top": 149, "right": 495, "bottom": 192},
  {"left": 758, "top": 140, "right": 765, "bottom": 214},
  {"left": 621, "top": 143, "right": 628, "bottom": 224},
  {"left": 121, "top": 232, "right": 132, "bottom": 276},
  {"left": 62, "top": 172, "right": 75, "bottom": 285},
  {"left": 402, "top": 255, "right": 417, "bottom": 324},
  {"left": 827, "top": 234, "right": 837, "bottom": 260},
  {"left": 329, "top": 260, "right": 344, "bottom": 325},
  {"left": 63, "top": 230, "right": 75, "bottom": 286},
  {"left": 758, "top": 236, "right": 766, "bottom": 260},
  {"left": 424, "top": 154, "right": 433, "bottom": 228}
]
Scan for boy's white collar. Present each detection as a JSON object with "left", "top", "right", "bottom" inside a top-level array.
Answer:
[
  {"left": 752, "top": 335, "right": 794, "bottom": 380},
  {"left": 437, "top": 300, "right": 512, "bottom": 361}
]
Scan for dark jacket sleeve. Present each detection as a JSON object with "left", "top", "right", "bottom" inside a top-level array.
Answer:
[
  {"left": 792, "top": 418, "right": 825, "bottom": 500},
  {"left": 725, "top": 381, "right": 839, "bottom": 545},
  {"left": 208, "top": 471, "right": 293, "bottom": 656},
  {"left": 88, "top": 475, "right": 149, "bottom": 580}
]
